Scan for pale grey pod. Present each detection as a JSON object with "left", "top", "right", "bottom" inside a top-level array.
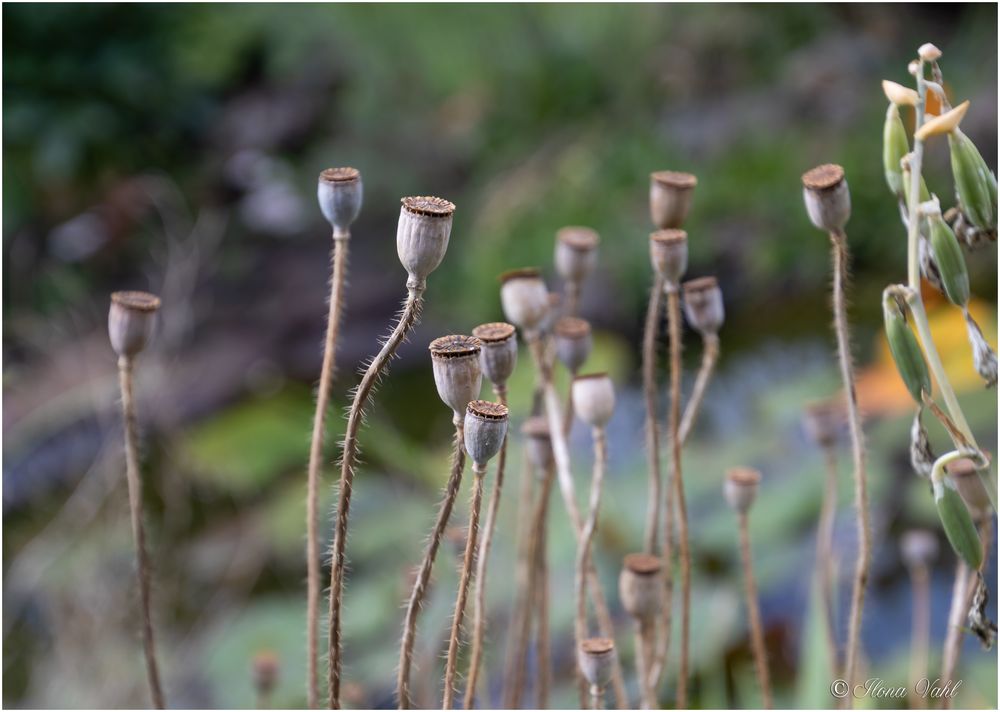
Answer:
[
  {"left": 554, "top": 317, "right": 592, "bottom": 373},
  {"left": 900, "top": 529, "right": 938, "bottom": 570},
  {"left": 108, "top": 291, "right": 161, "bottom": 358},
  {"left": 682, "top": 276, "right": 724, "bottom": 335},
  {"left": 572, "top": 373, "right": 615, "bottom": 428},
  {"left": 472, "top": 322, "right": 518, "bottom": 387},
  {"left": 802, "top": 399, "right": 842, "bottom": 449},
  {"left": 464, "top": 400, "right": 509, "bottom": 468},
  {"left": 946, "top": 456, "right": 993, "bottom": 519},
  {"left": 649, "top": 229, "right": 688, "bottom": 288},
  {"left": 317, "top": 167, "right": 362, "bottom": 236},
  {"left": 802, "top": 164, "right": 851, "bottom": 232},
  {"left": 578, "top": 638, "right": 616, "bottom": 688},
  {"left": 618, "top": 553, "right": 664, "bottom": 622},
  {"left": 499, "top": 268, "right": 549, "bottom": 332},
  {"left": 397, "top": 196, "right": 455, "bottom": 287},
  {"left": 650, "top": 170, "right": 697, "bottom": 229},
  {"left": 430, "top": 335, "right": 483, "bottom": 421},
  {"left": 554, "top": 226, "right": 599, "bottom": 283},
  {"left": 521, "top": 416, "right": 554, "bottom": 472},
  {"left": 724, "top": 467, "right": 761, "bottom": 514}
]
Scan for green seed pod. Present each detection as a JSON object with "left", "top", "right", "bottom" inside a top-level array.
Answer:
[
  {"left": 933, "top": 477, "right": 983, "bottom": 570},
  {"left": 927, "top": 210, "right": 970, "bottom": 307},
  {"left": 883, "top": 294, "right": 932, "bottom": 403},
  {"left": 883, "top": 103, "right": 909, "bottom": 198},
  {"left": 949, "top": 130, "right": 997, "bottom": 232}
]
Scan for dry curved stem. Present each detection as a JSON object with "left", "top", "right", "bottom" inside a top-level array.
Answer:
[
  {"left": 443, "top": 464, "right": 486, "bottom": 708},
  {"left": 329, "top": 285, "right": 424, "bottom": 709},
  {"left": 829, "top": 230, "right": 871, "bottom": 710},
  {"left": 463, "top": 387, "right": 509, "bottom": 709},
  {"left": 532, "top": 464, "right": 555, "bottom": 709},
  {"left": 642, "top": 275, "right": 665, "bottom": 554},
  {"left": 907, "top": 563, "right": 930, "bottom": 709},
  {"left": 738, "top": 512, "right": 773, "bottom": 708},
  {"left": 398, "top": 425, "right": 466, "bottom": 709},
  {"left": 678, "top": 331, "right": 720, "bottom": 443},
  {"left": 117, "top": 356, "right": 166, "bottom": 709},
  {"left": 816, "top": 446, "right": 840, "bottom": 677},
  {"left": 306, "top": 235, "right": 349, "bottom": 709}
]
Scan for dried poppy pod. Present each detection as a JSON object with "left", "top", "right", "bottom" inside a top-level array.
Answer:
[
  {"left": 900, "top": 529, "right": 938, "bottom": 571},
  {"left": 682, "top": 276, "right": 724, "bottom": 336},
  {"left": 555, "top": 226, "right": 599, "bottom": 283},
  {"left": 109, "top": 291, "right": 161, "bottom": 358},
  {"left": 553, "top": 316, "right": 593, "bottom": 374},
  {"left": 619, "top": 553, "right": 664, "bottom": 623},
  {"left": 397, "top": 196, "right": 455, "bottom": 289},
  {"left": 317, "top": 167, "right": 363, "bottom": 237},
  {"left": 572, "top": 373, "right": 615, "bottom": 428},
  {"left": 578, "top": 637, "right": 616, "bottom": 689},
  {"left": 430, "top": 335, "right": 483, "bottom": 422},
  {"left": 802, "top": 399, "right": 843, "bottom": 449},
  {"left": 802, "top": 164, "right": 851, "bottom": 233},
  {"left": 499, "top": 268, "right": 549, "bottom": 333},
  {"left": 521, "top": 416, "right": 553, "bottom": 471},
  {"left": 724, "top": 467, "right": 762, "bottom": 514},
  {"left": 649, "top": 229, "right": 688, "bottom": 289},
  {"left": 946, "top": 455, "right": 993, "bottom": 519},
  {"left": 650, "top": 170, "right": 697, "bottom": 229},
  {"left": 472, "top": 322, "right": 518, "bottom": 387},
  {"left": 464, "top": 400, "right": 509, "bottom": 468}
]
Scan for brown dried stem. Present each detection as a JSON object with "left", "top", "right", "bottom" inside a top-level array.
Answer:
[
  {"left": 816, "top": 447, "right": 840, "bottom": 677},
  {"left": 642, "top": 275, "right": 665, "bottom": 554},
  {"left": 532, "top": 464, "right": 555, "bottom": 709},
  {"left": 738, "top": 512, "right": 773, "bottom": 708}
]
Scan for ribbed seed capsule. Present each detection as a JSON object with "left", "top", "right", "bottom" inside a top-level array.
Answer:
[
  {"left": 883, "top": 103, "right": 909, "bottom": 198},
  {"left": 464, "top": 400, "right": 509, "bottom": 468},
  {"left": 949, "top": 129, "right": 997, "bottom": 232},
  {"left": 883, "top": 292, "right": 931, "bottom": 403},
  {"left": 933, "top": 476, "right": 984, "bottom": 570},
  {"left": 927, "top": 210, "right": 970, "bottom": 307}
]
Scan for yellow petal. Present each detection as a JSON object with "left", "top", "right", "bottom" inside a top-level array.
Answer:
[
  {"left": 882, "top": 80, "right": 919, "bottom": 106},
  {"left": 914, "top": 100, "right": 969, "bottom": 141}
]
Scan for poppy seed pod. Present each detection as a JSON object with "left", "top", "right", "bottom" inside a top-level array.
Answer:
[
  {"left": 499, "top": 268, "right": 549, "bottom": 333},
  {"left": 464, "top": 400, "right": 509, "bottom": 468},
  {"left": 472, "top": 322, "right": 518, "bottom": 387},
  {"left": 619, "top": 553, "right": 664, "bottom": 622},
  {"left": 900, "top": 529, "right": 938, "bottom": 570},
  {"left": 521, "top": 416, "right": 553, "bottom": 471},
  {"left": 553, "top": 317, "right": 593, "bottom": 373},
  {"left": 317, "top": 167, "right": 363, "bottom": 236},
  {"left": 397, "top": 196, "right": 455, "bottom": 288},
  {"left": 430, "top": 335, "right": 483, "bottom": 421},
  {"left": 572, "top": 373, "right": 615, "bottom": 428},
  {"left": 682, "top": 276, "right": 724, "bottom": 335},
  {"left": 109, "top": 291, "right": 161, "bottom": 358},
  {"left": 649, "top": 229, "right": 688, "bottom": 288},
  {"left": 555, "top": 226, "right": 599, "bottom": 284},
  {"left": 650, "top": 170, "right": 697, "bottom": 229},
  {"left": 802, "top": 164, "right": 851, "bottom": 233},
  {"left": 802, "top": 399, "right": 842, "bottom": 449},
  {"left": 578, "top": 637, "right": 616, "bottom": 688},
  {"left": 724, "top": 467, "right": 761, "bottom": 514},
  {"left": 946, "top": 456, "right": 993, "bottom": 519}
]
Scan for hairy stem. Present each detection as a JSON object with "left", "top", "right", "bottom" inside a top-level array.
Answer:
[
  {"left": 443, "top": 465, "right": 486, "bottom": 708},
  {"left": 642, "top": 275, "right": 665, "bottom": 554},
  {"left": 739, "top": 512, "right": 773, "bottom": 709},
  {"left": 398, "top": 425, "right": 466, "bottom": 709},
  {"left": 307, "top": 235, "right": 349, "bottom": 709},
  {"left": 816, "top": 446, "right": 840, "bottom": 677},
  {"left": 907, "top": 563, "right": 930, "bottom": 710},
  {"left": 118, "top": 356, "right": 166, "bottom": 710},
  {"left": 464, "top": 387, "right": 509, "bottom": 709},
  {"left": 329, "top": 286, "right": 424, "bottom": 709},
  {"left": 532, "top": 464, "right": 554, "bottom": 709}
]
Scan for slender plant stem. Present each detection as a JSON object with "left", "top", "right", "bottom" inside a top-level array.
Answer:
[
  {"left": 678, "top": 332, "right": 720, "bottom": 443},
  {"left": 816, "top": 446, "right": 840, "bottom": 677},
  {"left": 566, "top": 281, "right": 581, "bottom": 319},
  {"left": 443, "top": 464, "right": 486, "bottom": 709},
  {"left": 738, "top": 512, "right": 773, "bottom": 708},
  {"left": 398, "top": 424, "right": 466, "bottom": 709},
  {"left": 329, "top": 286, "right": 424, "bottom": 709},
  {"left": 642, "top": 275, "right": 665, "bottom": 555},
  {"left": 118, "top": 356, "right": 166, "bottom": 710},
  {"left": 532, "top": 464, "right": 554, "bottom": 709},
  {"left": 829, "top": 231, "right": 870, "bottom": 709},
  {"left": 590, "top": 684, "right": 605, "bottom": 710},
  {"left": 464, "top": 387, "right": 509, "bottom": 709},
  {"left": 666, "top": 288, "right": 691, "bottom": 709},
  {"left": 907, "top": 563, "right": 930, "bottom": 710},
  {"left": 563, "top": 370, "right": 578, "bottom": 437},
  {"left": 636, "top": 620, "right": 656, "bottom": 710},
  {"left": 306, "top": 234, "right": 349, "bottom": 709}
]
